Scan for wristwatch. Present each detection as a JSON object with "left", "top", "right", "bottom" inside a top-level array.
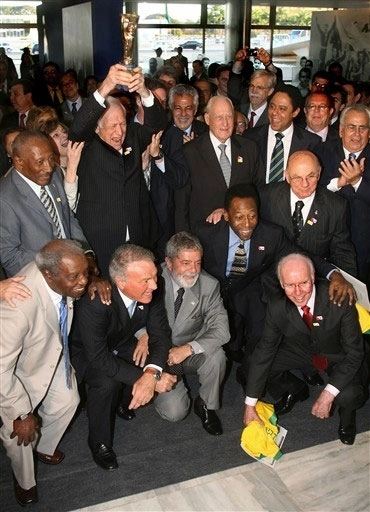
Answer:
[
  {"left": 144, "top": 368, "right": 162, "bottom": 381},
  {"left": 153, "top": 150, "right": 164, "bottom": 160},
  {"left": 16, "top": 413, "right": 29, "bottom": 421}
]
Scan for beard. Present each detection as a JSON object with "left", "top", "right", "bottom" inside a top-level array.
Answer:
[{"left": 172, "top": 271, "right": 200, "bottom": 289}]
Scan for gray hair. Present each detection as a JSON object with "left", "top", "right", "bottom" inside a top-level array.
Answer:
[
  {"left": 97, "top": 96, "right": 126, "bottom": 128},
  {"left": 250, "top": 69, "right": 277, "bottom": 90},
  {"left": 340, "top": 104, "right": 370, "bottom": 127},
  {"left": 204, "top": 95, "right": 234, "bottom": 114},
  {"left": 277, "top": 253, "right": 315, "bottom": 284},
  {"left": 168, "top": 84, "right": 199, "bottom": 110},
  {"left": 165, "top": 232, "right": 203, "bottom": 259},
  {"left": 35, "top": 239, "right": 84, "bottom": 277},
  {"left": 109, "top": 244, "right": 155, "bottom": 281}
]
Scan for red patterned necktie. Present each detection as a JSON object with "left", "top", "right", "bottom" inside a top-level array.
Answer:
[{"left": 301, "top": 305, "right": 328, "bottom": 371}]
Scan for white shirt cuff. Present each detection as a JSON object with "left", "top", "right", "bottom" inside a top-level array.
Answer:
[
  {"left": 141, "top": 90, "right": 154, "bottom": 107},
  {"left": 325, "top": 384, "right": 340, "bottom": 397},
  {"left": 93, "top": 89, "right": 106, "bottom": 107},
  {"left": 244, "top": 396, "right": 258, "bottom": 406}
]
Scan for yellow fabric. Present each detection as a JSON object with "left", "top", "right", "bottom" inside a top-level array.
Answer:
[
  {"left": 241, "top": 401, "right": 282, "bottom": 460},
  {"left": 356, "top": 303, "right": 370, "bottom": 334}
]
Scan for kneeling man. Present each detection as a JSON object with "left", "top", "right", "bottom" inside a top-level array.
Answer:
[{"left": 244, "top": 253, "right": 367, "bottom": 445}]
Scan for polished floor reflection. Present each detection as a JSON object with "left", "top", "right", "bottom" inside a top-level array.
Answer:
[{"left": 73, "top": 431, "right": 370, "bottom": 512}]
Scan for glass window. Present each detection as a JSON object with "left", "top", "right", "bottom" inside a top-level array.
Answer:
[
  {"left": 207, "top": 5, "right": 225, "bottom": 25},
  {"left": 138, "top": 3, "right": 201, "bottom": 25},
  {"left": 251, "top": 6, "right": 270, "bottom": 26},
  {"left": 275, "top": 7, "right": 332, "bottom": 26}
]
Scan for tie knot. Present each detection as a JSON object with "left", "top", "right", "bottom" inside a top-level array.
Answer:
[
  {"left": 275, "top": 132, "right": 284, "bottom": 141},
  {"left": 349, "top": 153, "right": 356, "bottom": 160},
  {"left": 301, "top": 305, "right": 310, "bottom": 315},
  {"left": 177, "top": 287, "right": 185, "bottom": 299},
  {"left": 295, "top": 200, "right": 304, "bottom": 210},
  {"left": 218, "top": 143, "right": 227, "bottom": 154}
]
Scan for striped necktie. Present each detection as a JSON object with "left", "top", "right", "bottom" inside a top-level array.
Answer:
[
  {"left": 71, "top": 102, "right": 78, "bottom": 115},
  {"left": 40, "top": 186, "right": 63, "bottom": 238},
  {"left": 174, "top": 287, "right": 185, "bottom": 319},
  {"left": 269, "top": 132, "right": 284, "bottom": 183},
  {"left": 218, "top": 144, "right": 231, "bottom": 187},
  {"left": 59, "top": 297, "right": 71, "bottom": 389},
  {"left": 229, "top": 241, "right": 247, "bottom": 281}
]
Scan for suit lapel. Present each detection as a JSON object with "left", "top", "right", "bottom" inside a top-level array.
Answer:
[
  {"left": 201, "top": 134, "right": 228, "bottom": 189},
  {"left": 175, "top": 284, "right": 199, "bottom": 327},
  {"left": 276, "top": 183, "right": 294, "bottom": 237}
]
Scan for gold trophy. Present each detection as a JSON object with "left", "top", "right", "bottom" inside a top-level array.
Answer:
[{"left": 120, "top": 13, "right": 140, "bottom": 72}]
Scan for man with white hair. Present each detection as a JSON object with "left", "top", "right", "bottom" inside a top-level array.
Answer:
[{"left": 244, "top": 253, "right": 367, "bottom": 446}]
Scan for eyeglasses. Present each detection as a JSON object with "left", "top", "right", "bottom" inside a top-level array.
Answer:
[
  {"left": 312, "top": 82, "right": 327, "bottom": 89},
  {"left": 343, "top": 124, "right": 369, "bottom": 134},
  {"left": 235, "top": 121, "right": 247, "bottom": 127},
  {"left": 288, "top": 173, "right": 319, "bottom": 183},
  {"left": 305, "top": 104, "right": 330, "bottom": 111},
  {"left": 283, "top": 280, "right": 312, "bottom": 291}
]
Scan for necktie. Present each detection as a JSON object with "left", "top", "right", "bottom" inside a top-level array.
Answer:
[
  {"left": 40, "top": 186, "right": 63, "bottom": 238},
  {"left": 59, "top": 297, "right": 71, "bottom": 389},
  {"left": 269, "top": 133, "right": 284, "bottom": 183},
  {"left": 301, "top": 305, "right": 328, "bottom": 371},
  {"left": 218, "top": 144, "right": 231, "bottom": 187},
  {"left": 71, "top": 102, "right": 78, "bottom": 115},
  {"left": 19, "top": 113, "right": 26, "bottom": 129},
  {"left": 52, "top": 89, "right": 60, "bottom": 106},
  {"left": 174, "top": 287, "right": 185, "bottom": 319},
  {"left": 292, "top": 200, "right": 304, "bottom": 240},
  {"left": 349, "top": 153, "right": 356, "bottom": 161},
  {"left": 229, "top": 241, "right": 247, "bottom": 281},
  {"left": 143, "top": 162, "right": 151, "bottom": 190},
  {"left": 248, "top": 111, "right": 256, "bottom": 128},
  {"left": 127, "top": 301, "right": 136, "bottom": 318}
]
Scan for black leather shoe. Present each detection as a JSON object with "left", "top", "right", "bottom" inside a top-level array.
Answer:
[
  {"left": 89, "top": 442, "right": 118, "bottom": 471},
  {"left": 117, "top": 404, "right": 136, "bottom": 421},
  {"left": 303, "top": 372, "right": 324, "bottom": 387},
  {"left": 338, "top": 409, "right": 356, "bottom": 445},
  {"left": 194, "top": 396, "right": 223, "bottom": 435},
  {"left": 13, "top": 474, "right": 38, "bottom": 506},
  {"left": 274, "top": 387, "right": 309, "bottom": 415}
]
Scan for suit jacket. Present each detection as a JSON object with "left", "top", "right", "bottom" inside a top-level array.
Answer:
[
  {"left": 0, "top": 261, "right": 73, "bottom": 421},
  {"left": 70, "top": 279, "right": 171, "bottom": 385},
  {"left": 0, "top": 111, "right": 20, "bottom": 130},
  {"left": 244, "top": 123, "right": 322, "bottom": 182},
  {"left": 246, "top": 280, "right": 365, "bottom": 398},
  {"left": 175, "top": 132, "right": 264, "bottom": 231},
  {"left": 260, "top": 182, "right": 357, "bottom": 276},
  {"left": 69, "top": 94, "right": 164, "bottom": 277},
  {"left": 316, "top": 141, "right": 370, "bottom": 282},
  {"left": 59, "top": 97, "right": 87, "bottom": 126},
  {"left": 161, "top": 265, "right": 229, "bottom": 356},
  {"left": 0, "top": 168, "right": 89, "bottom": 277}
]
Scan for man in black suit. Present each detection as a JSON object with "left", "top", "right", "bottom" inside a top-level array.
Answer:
[
  {"left": 175, "top": 95, "right": 264, "bottom": 231},
  {"left": 0, "top": 79, "right": 34, "bottom": 130},
  {"left": 315, "top": 104, "right": 370, "bottom": 286},
  {"left": 69, "top": 63, "right": 167, "bottom": 277},
  {"left": 244, "top": 86, "right": 321, "bottom": 183},
  {"left": 70, "top": 244, "right": 177, "bottom": 470},
  {"left": 244, "top": 253, "right": 367, "bottom": 445},
  {"left": 260, "top": 150, "right": 358, "bottom": 278}
]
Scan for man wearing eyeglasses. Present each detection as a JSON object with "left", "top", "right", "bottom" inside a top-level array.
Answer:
[
  {"left": 309, "top": 70, "right": 332, "bottom": 94},
  {"left": 303, "top": 92, "right": 339, "bottom": 143},
  {"left": 243, "top": 253, "right": 367, "bottom": 446},
  {"left": 316, "top": 104, "right": 370, "bottom": 285}
]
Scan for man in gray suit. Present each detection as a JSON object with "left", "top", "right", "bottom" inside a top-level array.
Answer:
[
  {"left": 0, "top": 240, "right": 88, "bottom": 506},
  {"left": 0, "top": 131, "right": 93, "bottom": 278},
  {"left": 157, "top": 232, "right": 230, "bottom": 435}
]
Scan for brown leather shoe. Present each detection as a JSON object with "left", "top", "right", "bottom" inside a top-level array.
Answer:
[
  {"left": 13, "top": 474, "right": 38, "bottom": 506},
  {"left": 37, "top": 449, "right": 65, "bottom": 465}
]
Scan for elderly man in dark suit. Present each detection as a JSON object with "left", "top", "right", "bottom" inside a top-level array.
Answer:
[
  {"left": 260, "top": 150, "right": 358, "bottom": 278},
  {"left": 244, "top": 253, "right": 368, "bottom": 446},
  {"left": 69, "top": 63, "right": 167, "bottom": 277},
  {"left": 0, "top": 240, "right": 88, "bottom": 506},
  {"left": 244, "top": 86, "right": 321, "bottom": 183},
  {"left": 175, "top": 95, "right": 264, "bottom": 232},
  {"left": 0, "top": 131, "right": 93, "bottom": 277},
  {"left": 157, "top": 232, "right": 229, "bottom": 435},
  {"left": 70, "top": 244, "right": 176, "bottom": 471},
  {"left": 315, "top": 104, "right": 370, "bottom": 286}
]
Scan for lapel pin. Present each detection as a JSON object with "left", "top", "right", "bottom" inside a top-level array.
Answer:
[
  {"left": 237, "top": 156, "right": 243, "bottom": 163},
  {"left": 124, "top": 147, "right": 132, "bottom": 155},
  {"left": 258, "top": 246, "right": 265, "bottom": 251},
  {"left": 138, "top": 305, "right": 144, "bottom": 310},
  {"left": 312, "top": 322, "right": 320, "bottom": 327},
  {"left": 56, "top": 197, "right": 61, "bottom": 202}
]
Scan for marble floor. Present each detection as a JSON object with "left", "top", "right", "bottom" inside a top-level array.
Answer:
[{"left": 73, "top": 431, "right": 370, "bottom": 512}]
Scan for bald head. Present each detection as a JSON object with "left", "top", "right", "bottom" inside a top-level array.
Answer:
[
  {"left": 285, "top": 151, "right": 321, "bottom": 199},
  {"left": 204, "top": 96, "right": 234, "bottom": 143}
]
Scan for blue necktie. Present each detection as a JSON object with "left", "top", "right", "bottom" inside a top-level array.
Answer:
[
  {"left": 349, "top": 153, "right": 356, "bottom": 161},
  {"left": 59, "top": 297, "right": 71, "bottom": 389},
  {"left": 127, "top": 301, "right": 136, "bottom": 318}
]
